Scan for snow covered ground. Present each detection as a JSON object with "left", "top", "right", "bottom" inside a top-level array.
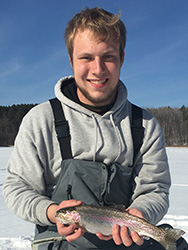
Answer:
[{"left": 0, "top": 146, "right": 188, "bottom": 249}]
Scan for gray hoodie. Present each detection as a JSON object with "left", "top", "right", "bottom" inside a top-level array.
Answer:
[{"left": 3, "top": 76, "right": 170, "bottom": 227}]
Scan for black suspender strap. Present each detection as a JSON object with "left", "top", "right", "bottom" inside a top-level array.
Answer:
[
  {"left": 131, "top": 104, "right": 145, "bottom": 162},
  {"left": 49, "top": 98, "right": 73, "bottom": 160},
  {"left": 49, "top": 98, "right": 144, "bottom": 162}
]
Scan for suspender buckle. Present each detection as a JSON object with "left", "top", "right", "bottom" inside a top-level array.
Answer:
[{"left": 55, "top": 120, "right": 70, "bottom": 139}]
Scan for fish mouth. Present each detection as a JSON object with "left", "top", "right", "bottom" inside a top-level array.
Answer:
[{"left": 55, "top": 208, "right": 80, "bottom": 224}]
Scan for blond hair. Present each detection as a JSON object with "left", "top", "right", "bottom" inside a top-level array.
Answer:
[{"left": 65, "top": 7, "right": 126, "bottom": 62}]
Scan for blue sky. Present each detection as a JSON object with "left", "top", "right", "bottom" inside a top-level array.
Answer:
[{"left": 0, "top": 0, "right": 188, "bottom": 108}]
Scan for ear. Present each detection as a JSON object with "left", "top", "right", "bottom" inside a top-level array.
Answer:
[{"left": 120, "top": 51, "right": 125, "bottom": 67}]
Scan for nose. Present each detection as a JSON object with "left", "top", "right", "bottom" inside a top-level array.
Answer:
[{"left": 91, "top": 57, "right": 105, "bottom": 75}]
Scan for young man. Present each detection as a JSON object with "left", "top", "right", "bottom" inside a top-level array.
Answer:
[{"left": 3, "top": 7, "right": 186, "bottom": 250}]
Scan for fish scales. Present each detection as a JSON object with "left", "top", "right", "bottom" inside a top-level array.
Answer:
[
  {"left": 77, "top": 206, "right": 154, "bottom": 234},
  {"left": 76, "top": 205, "right": 162, "bottom": 238},
  {"left": 56, "top": 204, "right": 185, "bottom": 250}
]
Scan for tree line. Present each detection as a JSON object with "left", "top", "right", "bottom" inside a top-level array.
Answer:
[
  {"left": 147, "top": 106, "right": 188, "bottom": 146},
  {"left": 0, "top": 104, "right": 188, "bottom": 146},
  {"left": 0, "top": 104, "right": 36, "bottom": 146}
]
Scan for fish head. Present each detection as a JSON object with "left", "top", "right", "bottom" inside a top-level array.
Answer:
[{"left": 55, "top": 207, "right": 80, "bottom": 225}]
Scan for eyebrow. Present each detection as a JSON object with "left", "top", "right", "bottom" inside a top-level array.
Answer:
[
  {"left": 77, "top": 53, "right": 92, "bottom": 57},
  {"left": 77, "top": 50, "right": 117, "bottom": 57}
]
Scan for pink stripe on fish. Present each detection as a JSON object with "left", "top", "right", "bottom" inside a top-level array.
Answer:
[{"left": 89, "top": 215, "right": 140, "bottom": 227}]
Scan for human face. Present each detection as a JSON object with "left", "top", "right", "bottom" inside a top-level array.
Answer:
[{"left": 70, "top": 29, "right": 125, "bottom": 106}]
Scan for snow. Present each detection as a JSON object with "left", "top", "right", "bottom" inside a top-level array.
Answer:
[{"left": 0, "top": 147, "right": 188, "bottom": 249}]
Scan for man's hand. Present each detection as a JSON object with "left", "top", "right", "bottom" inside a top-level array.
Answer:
[
  {"left": 96, "top": 208, "right": 144, "bottom": 247},
  {"left": 47, "top": 199, "right": 85, "bottom": 242}
]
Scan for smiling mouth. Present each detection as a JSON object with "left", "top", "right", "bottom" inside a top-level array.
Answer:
[{"left": 87, "top": 79, "right": 108, "bottom": 85}]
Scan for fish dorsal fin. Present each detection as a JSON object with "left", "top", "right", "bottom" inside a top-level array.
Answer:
[{"left": 109, "top": 204, "right": 126, "bottom": 212}]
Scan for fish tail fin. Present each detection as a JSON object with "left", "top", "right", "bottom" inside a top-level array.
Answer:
[{"left": 159, "top": 227, "right": 185, "bottom": 250}]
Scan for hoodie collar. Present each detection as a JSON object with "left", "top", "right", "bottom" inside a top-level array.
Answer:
[{"left": 55, "top": 76, "right": 128, "bottom": 117}]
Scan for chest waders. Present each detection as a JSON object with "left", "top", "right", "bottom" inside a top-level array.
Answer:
[{"left": 32, "top": 98, "right": 145, "bottom": 250}]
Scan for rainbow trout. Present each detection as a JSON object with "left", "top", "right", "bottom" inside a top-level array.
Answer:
[{"left": 55, "top": 204, "right": 185, "bottom": 250}]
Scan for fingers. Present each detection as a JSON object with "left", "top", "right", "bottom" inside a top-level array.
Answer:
[
  {"left": 112, "top": 224, "right": 144, "bottom": 247},
  {"left": 57, "top": 222, "right": 85, "bottom": 242},
  {"left": 112, "top": 224, "right": 132, "bottom": 246},
  {"left": 57, "top": 199, "right": 82, "bottom": 210},
  {"left": 130, "top": 231, "right": 144, "bottom": 246},
  {"left": 57, "top": 222, "right": 76, "bottom": 236},
  {"left": 126, "top": 208, "right": 145, "bottom": 220},
  {"left": 96, "top": 233, "right": 112, "bottom": 241},
  {"left": 120, "top": 226, "right": 133, "bottom": 246},
  {"left": 112, "top": 224, "right": 123, "bottom": 245},
  {"left": 65, "top": 227, "right": 85, "bottom": 242}
]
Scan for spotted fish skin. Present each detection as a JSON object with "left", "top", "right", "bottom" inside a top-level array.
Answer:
[{"left": 55, "top": 204, "right": 185, "bottom": 250}]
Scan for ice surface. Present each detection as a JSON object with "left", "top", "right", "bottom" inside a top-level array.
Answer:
[{"left": 0, "top": 147, "right": 187, "bottom": 249}]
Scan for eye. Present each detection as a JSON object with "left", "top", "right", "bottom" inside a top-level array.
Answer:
[
  {"left": 105, "top": 55, "right": 112, "bottom": 58},
  {"left": 83, "top": 56, "right": 91, "bottom": 60},
  {"left": 79, "top": 55, "right": 93, "bottom": 61},
  {"left": 104, "top": 54, "right": 114, "bottom": 60}
]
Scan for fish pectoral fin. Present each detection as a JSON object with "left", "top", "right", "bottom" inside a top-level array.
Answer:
[{"left": 76, "top": 223, "right": 86, "bottom": 232}]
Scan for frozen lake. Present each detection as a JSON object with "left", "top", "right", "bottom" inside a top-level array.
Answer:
[{"left": 0, "top": 147, "right": 188, "bottom": 249}]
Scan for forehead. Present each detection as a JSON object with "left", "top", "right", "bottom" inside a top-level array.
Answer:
[{"left": 73, "top": 29, "right": 120, "bottom": 53}]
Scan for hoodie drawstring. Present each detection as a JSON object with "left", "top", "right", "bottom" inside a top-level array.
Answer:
[
  {"left": 92, "top": 114, "right": 122, "bottom": 163},
  {"left": 110, "top": 114, "right": 122, "bottom": 162},
  {"left": 92, "top": 115, "right": 98, "bottom": 162}
]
